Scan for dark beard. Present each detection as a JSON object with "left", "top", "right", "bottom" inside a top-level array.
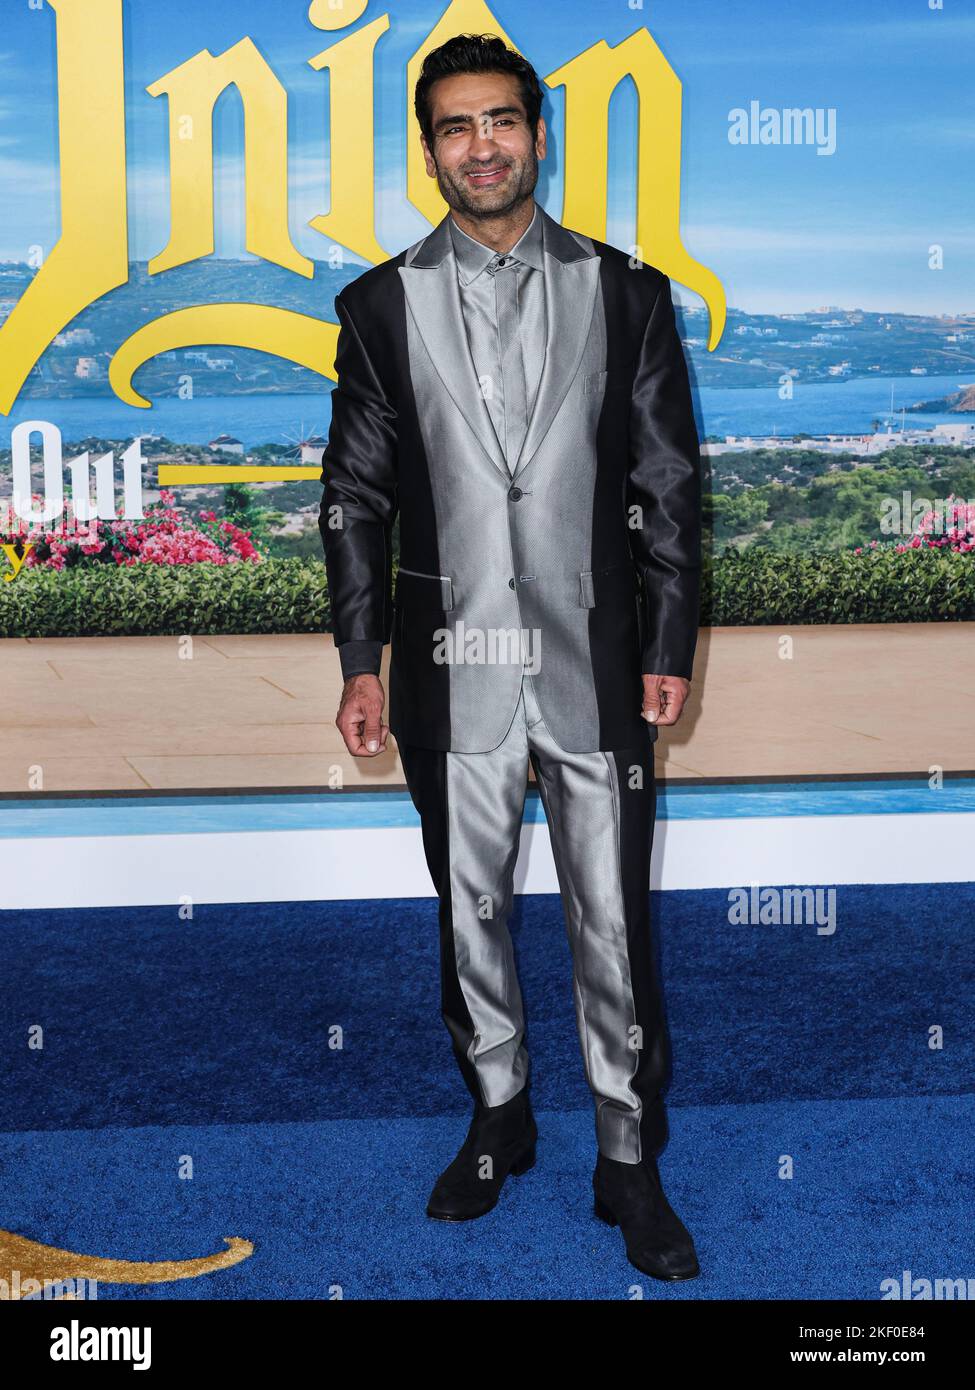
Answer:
[{"left": 435, "top": 148, "right": 538, "bottom": 220}]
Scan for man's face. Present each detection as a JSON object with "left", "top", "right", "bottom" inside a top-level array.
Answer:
[{"left": 420, "top": 71, "right": 545, "bottom": 219}]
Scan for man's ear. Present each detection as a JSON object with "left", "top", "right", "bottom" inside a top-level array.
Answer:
[
  {"left": 535, "top": 114, "right": 547, "bottom": 161},
  {"left": 420, "top": 134, "right": 437, "bottom": 178}
]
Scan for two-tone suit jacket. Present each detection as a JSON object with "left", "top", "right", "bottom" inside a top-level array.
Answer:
[{"left": 319, "top": 203, "right": 702, "bottom": 754}]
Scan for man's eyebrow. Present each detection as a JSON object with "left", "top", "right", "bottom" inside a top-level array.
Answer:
[{"left": 433, "top": 105, "right": 523, "bottom": 132}]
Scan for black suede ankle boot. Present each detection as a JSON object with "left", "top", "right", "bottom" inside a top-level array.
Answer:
[
  {"left": 426, "top": 1088, "right": 537, "bottom": 1221},
  {"left": 592, "top": 1151, "right": 700, "bottom": 1280}
]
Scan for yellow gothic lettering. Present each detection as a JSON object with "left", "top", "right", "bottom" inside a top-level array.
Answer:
[
  {"left": 147, "top": 38, "right": 312, "bottom": 277},
  {"left": 307, "top": 15, "right": 390, "bottom": 268},
  {"left": 0, "top": 0, "right": 722, "bottom": 417},
  {"left": 0, "top": 0, "right": 127, "bottom": 414},
  {"left": 547, "top": 28, "right": 724, "bottom": 348}
]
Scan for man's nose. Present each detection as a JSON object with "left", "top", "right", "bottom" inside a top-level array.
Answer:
[{"left": 470, "top": 121, "right": 501, "bottom": 154}]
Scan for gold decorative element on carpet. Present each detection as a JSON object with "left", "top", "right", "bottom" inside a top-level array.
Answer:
[{"left": 0, "top": 1229, "right": 253, "bottom": 1300}]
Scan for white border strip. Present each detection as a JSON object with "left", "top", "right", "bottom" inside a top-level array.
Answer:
[{"left": 3, "top": 812, "right": 973, "bottom": 909}]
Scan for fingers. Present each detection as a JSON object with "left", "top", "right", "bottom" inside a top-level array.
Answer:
[
  {"left": 654, "top": 683, "right": 687, "bottom": 726},
  {"left": 336, "top": 677, "right": 387, "bottom": 757},
  {"left": 340, "top": 700, "right": 387, "bottom": 756},
  {"left": 361, "top": 696, "right": 383, "bottom": 752},
  {"left": 642, "top": 674, "right": 690, "bottom": 727},
  {"left": 343, "top": 715, "right": 388, "bottom": 755},
  {"left": 642, "top": 674, "right": 663, "bottom": 724}
]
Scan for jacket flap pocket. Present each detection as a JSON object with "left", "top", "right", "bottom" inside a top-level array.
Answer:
[
  {"left": 395, "top": 567, "right": 454, "bottom": 611},
  {"left": 578, "top": 563, "right": 639, "bottom": 609},
  {"left": 585, "top": 363, "right": 635, "bottom": 395}
]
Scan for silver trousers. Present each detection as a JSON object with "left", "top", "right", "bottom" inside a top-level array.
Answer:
[{"left": 399, "top": 670, "right": 670, "bottom": 1163}]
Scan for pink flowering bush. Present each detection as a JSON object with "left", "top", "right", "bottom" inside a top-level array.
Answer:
[
  {"left": 855, "top": 495, "right": 975, "bottom": 555},
  {"left": 1, "top": 489, "right": 264, "bottom": 569}
]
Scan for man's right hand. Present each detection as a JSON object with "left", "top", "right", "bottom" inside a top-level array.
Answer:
[{"left": 336, "top": 673, "right": 388, "bottom": 757}]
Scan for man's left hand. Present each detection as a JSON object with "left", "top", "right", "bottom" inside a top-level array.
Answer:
[{"left": 642, "top": 674, "right": 690, "bottom": 727}]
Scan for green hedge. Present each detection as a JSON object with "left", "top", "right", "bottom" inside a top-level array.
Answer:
[
  {"left": 704, "top": 548, "right": 975, "bottom": 624},
  {"left": 2, "top": 550, "right": 973, "bottom": 637},
  {"left": 0, "top": 558, "right": 330, "bottom": 637}
]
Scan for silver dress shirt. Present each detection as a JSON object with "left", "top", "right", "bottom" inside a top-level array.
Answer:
[{"left": 447, "top": 203, "right": 547, "bottom": 474}]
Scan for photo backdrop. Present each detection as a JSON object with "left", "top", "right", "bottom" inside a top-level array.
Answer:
[{"left": 1, "top": 0, "right": 973, "bottom": 635}]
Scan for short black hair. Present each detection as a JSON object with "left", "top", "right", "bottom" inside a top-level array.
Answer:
[{"left": 414, "top": 33, "right": 544, "bottom": 149}]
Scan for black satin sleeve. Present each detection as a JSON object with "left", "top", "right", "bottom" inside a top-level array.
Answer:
[
  {"left": 337, "top": 638, "right": 383, "bottom": 681},
  {"left": 319, "top": 288, "right": 399, "bottom": 650},
  {"left": 626, "top": 274, "right": 702, "bottom": 679}
]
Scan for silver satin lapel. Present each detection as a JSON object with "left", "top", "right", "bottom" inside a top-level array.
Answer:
[
  {"left": 399, "top": 207, "right": 601, "bottom": 485},
  {"left": 510, "top": 251, "right": 601, "bottom": 481},
  {"left": 400, "top": 254, "right": 510, "bottom": 481}
]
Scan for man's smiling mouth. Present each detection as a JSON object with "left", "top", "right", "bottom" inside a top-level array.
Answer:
[{"left": 466, "top": 165, "right": 509, "bottom": 184}]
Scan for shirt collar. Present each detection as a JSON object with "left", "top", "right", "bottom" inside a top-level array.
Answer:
[{"left": 448, "top": 203, "right": 544, "bottom": 284}]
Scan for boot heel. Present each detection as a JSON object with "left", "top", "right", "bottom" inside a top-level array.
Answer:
[
  {"left": 593, "top": 1196, "right": 619, "bottom": 1227},
  {"left": 510, "top": 1143, "right": 536, "bottom": 1176}
]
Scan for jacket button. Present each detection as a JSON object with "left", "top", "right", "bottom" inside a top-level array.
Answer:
[
  {"left": 508, "top": 577, "right": 516, "bottom": 589},
  {"left": 508, "top": 486, "right": 523, "bottom": 501}
]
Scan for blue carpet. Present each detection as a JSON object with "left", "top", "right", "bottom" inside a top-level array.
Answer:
[
  {"left": 1, "top": 885, "right": 973, "bottom": 1299},
  {"left": 3, "top": 1099, "right": 971, "bottom": 1300}
]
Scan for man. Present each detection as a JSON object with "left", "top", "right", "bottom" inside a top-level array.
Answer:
[{"left": 320, "top": 34, "right": 702, "bottom": 1281}]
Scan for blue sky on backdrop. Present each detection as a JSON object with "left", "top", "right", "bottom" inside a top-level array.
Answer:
[{"left": 0, "top": 0, "right": 972, "bottom": 314}]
